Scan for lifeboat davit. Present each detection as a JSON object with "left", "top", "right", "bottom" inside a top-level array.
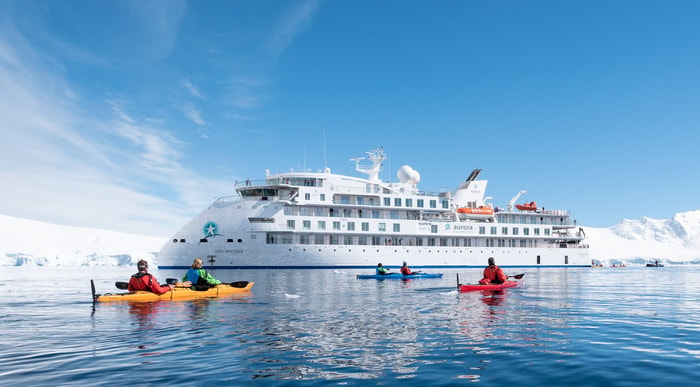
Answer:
[
  {"left": 457, "top": 206, "right": 494, "bottom": 221},
  {"left": 515, "top": 201, "right": 537, "bottom": 211}
]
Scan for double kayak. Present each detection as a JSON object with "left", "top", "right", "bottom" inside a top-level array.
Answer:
[
  {"left": 356, "top": 273, "right": 444, "bottom": 280},
  {"left": 459, "top": 281, "right": 517, "bottom": 292},
  {"left": 93, "top": 281, "right": 254, "bottom": 302}
]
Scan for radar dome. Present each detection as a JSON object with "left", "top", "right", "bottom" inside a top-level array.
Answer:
[{"left": 397, "top": 165, "right": 420, "bottom": 184}]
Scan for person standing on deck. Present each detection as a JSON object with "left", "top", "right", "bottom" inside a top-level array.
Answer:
[{"left": 479, "top": 257, "right": 507, "bottom": 285}]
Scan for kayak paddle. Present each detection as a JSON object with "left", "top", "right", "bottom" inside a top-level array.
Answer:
[{"left": 508, "top": 273, "right": 525, "bottom": 279}]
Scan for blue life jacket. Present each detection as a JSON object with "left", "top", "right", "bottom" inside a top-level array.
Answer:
[{"left": 186, "top": 268, "right": 201, "bottom": 285}]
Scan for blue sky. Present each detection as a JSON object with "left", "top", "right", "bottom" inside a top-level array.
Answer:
[{"left": 1, "top": 0, "right": 699, "bottom": 237}]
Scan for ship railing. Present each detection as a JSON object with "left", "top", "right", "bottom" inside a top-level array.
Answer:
[{"left": 215, "top": 195, "right": 239, "bottom": 203}]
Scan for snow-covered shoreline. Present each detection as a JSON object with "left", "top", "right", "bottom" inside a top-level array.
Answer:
[{"left": 2, "top": 211, "right": 700, "bottom": 266}]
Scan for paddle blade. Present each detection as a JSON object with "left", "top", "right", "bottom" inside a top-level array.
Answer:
[
  {"left": 509, "top": 273, "right": 525, "bottom": 280},
  {"left": 115, "top": 281, "right": 129, "bottom": 290},
  {"left": 230, "top": 281, "right": 249, "bottom": 288}
]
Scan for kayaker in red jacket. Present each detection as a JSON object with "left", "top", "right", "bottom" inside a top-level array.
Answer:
[
  {"left": 128, "top": 259, "right": 174, "bottom": 295},
  {"left": 400, "top": 261, "right": 415, "bottom": 275},
  {"left": 479, "top": 257, "right": 508, "bottom": 285}
]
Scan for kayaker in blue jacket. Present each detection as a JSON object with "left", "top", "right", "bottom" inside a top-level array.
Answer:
[
  {"left": 182, "top": 258, "right": 222, "bottom": 286},
  {"left": 376, "top": 263, "right": 390, "bottom": 275}
]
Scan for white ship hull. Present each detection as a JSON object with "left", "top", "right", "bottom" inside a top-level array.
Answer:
[{"left": 157, "top": 149, "right": 590, "bottom": 269}]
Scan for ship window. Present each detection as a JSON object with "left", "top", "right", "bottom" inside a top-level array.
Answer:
[
  {"left": 200, "top": 238, "right": 208, "bottom": 243},
  {"left": 513, "top": 228, "right": 519, "bottom": 235},
  {"left": 372, "top": 210, "right": 381, "bottom": 218},
  {"left": 442, "top": 201, "right": 448, "bottom": 209},
  {"left": 524, "top": 228, "right": 530, "bottom": 235},
  {"left": 544, "top": 229, "right": 550, "bottom": 236},
  {"left": 394, "top": 198, "right": 401, "bottom": 207},
  {"left": 329, "top": 235, "right": 340, "bottom": 245},
  {"left": 343, "top": 209, "right": 352, "bottom": 217},
  {"left": 490, "top": 227, "right": 497, "bottom": 235},
  {"left": 361, "top": 222, "right": 369, "bottom": 231},
  {"left": 428, "top": 238, "right": 436, "bottom": 246},
  {"left": 501, "top": 227, "right": 508, "bottom": 235},
  {"left": 378, "top": 223, "right": 386, "bottom": 232},
  {"left": 537, "top": 255, "right": 541, "bottom": 264},
  {"left": 416, "top": 238, "right": 423, "bottom": 246},
  {"left": 344, "top": 236, "right": 353, "bottom": 245},
  {"left": 417, "top": 199, "right": 424, "bottom": 208},
  {"left": 393, "top": 223, "right": 400, "bottom": 232},
  {"left": 390, "top": 210, "right": 399, "bottom": 219},
  {"left": 318, "top": 221, "right": 326, "bottom": 230},
  {"left": 479, "top": 227, "right": 485, "bottom": 235},
  {"left": 348, "top": 222, "right": 355, "bottom": 231},
  {"left": 333, "top": 221, "right": 341, "bottom": 230},
  {"left": 565, "top": 255, "right": 569, "bottom": 264},
  {"left": 384, "top": 197, "right": 391, "bottom": 206},
  {"left": 180, "top": 239, "right": 186, "bottom": 243},
  {"left": 303, "top": 220, "right": 311, "bottom": 230},
  {"left": 227, "top": 238, "right": 234, "bottom": 243},
  {"left": 287, "top": 220, "right": 295, "bottom": 229},
  {"left": 320, "top": 194, "right": 325, "bottom": 201},
  {"left": 405, "top": 199, "right": 412, "bottom": 207},
  {"left": 358, "top": 236, "right": 368, "bottom": 245},
  {"left": 239, "top": 238, "right": 244, "bottom": 242},
  {"left": 534, "top": 228, "right": 540, "bottom": 236},
  {"left": 315, "top": 235, "right": 324, "bottom": 244},
  {"left": 429, "top": 200, "right": 436, "bottom": 208},
  {"left": 172, "top": 239, "right": 177, "bottom": 243},
  {"left": 300, "top": 235, "right": 310, "bottom": 244},
  {"left": 520, "top": 240, "right": 527, "bottom": 247},
  {"left": 371, "top": 236, "right": 381, "bottom": 245},
  {"left": 498, "top": 239, "right": 506, "bottom": 247},
  {"left": 431, "top": 225, "right": 438, "bottom": 233},
  {"left": 440, "top": 238, "right": 448, "bottom": 246},
  {"left": 314, "top": 207, "right": 325, "bottom": 216},
  {"left": 305, "top": 193, "right": 311, "bottom": 200},
  {"left": 357, "top": 196, "right": 364, "bottom": 205}
]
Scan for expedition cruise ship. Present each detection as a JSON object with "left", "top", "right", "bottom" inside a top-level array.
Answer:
[{"left": 157, "top": 148, "right": 589, "bottom": 269}]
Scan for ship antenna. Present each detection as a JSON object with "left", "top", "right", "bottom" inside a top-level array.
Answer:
[{"left": 323, "top": 129, "right": 327, "bottom": 170}]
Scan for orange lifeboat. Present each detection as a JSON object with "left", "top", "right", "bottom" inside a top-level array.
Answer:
[
  {"left": 457, "top": 206, "right": 494, "bottom": 221},
  {"left": 515, "top": 201, "right": 537, "bottom": 211}
]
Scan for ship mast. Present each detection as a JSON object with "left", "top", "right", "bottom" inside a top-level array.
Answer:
[{"left": 352, "top": 147, "right": 386, "bottom": 182}]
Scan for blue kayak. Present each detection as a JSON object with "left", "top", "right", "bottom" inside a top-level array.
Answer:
[{"left": 356, "top": 273, "right": 444, "bottom": 280}]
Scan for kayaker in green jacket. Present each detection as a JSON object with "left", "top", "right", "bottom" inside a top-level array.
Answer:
[
  {"left": 376, "top": 263, "right": 390, "bottom": 275},
  {"left": 182, "top": 258, "right": 222, "bottom": 286}
]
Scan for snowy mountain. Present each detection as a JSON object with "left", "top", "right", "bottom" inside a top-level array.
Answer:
[{"left": 1, "top": 211, "right": 700, "bottom": 267}]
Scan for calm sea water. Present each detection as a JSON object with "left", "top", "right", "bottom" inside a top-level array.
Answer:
[{"left": 1, "top": 265, "right": 699, "bottom": 386}]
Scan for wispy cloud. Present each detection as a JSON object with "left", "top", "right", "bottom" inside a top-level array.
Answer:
[
  {"left": 181, "top": 102, "right": 207, "bottom": 126},
  {"left": 182, "top": 78, "right": 204, "bottom": 98},
  {"left": 0, "top": 26, "right": 227, "bottom": 236},
  {"left": 267, "top": 0, "right": 322, "bottom": 60}
]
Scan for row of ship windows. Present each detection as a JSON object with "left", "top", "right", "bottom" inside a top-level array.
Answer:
[
  {"left": 302, "top": 192, "right": 449, "bottom": 209},
  {"left": 285, "top": 219, "right": 551, "bottom": 236},
  {"left": 265, "top": 233, "right": 544, "bottom": 248}
]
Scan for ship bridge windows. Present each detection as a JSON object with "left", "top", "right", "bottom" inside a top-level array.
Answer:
[
  {"left": 417, "top": 199, "right": 424, "bottom": 208},
  {"left": 430, "top": 200, "right": 437, "bottom": 209},
  {"left": 240, "top": 188, "right": 279, "bottom": 198}
]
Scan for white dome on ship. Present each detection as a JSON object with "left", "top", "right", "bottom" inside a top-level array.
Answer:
[{"left": 397, "top": 165, "right": 420, "bottom": 184}]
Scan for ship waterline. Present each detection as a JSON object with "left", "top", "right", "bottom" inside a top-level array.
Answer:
[{"left": 157, "top": 148, "right": 589, "bottom": 269}]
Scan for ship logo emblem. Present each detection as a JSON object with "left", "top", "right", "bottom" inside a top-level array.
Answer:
[{"left": 203, "top": 222, "right": 219, "bottom": 237}]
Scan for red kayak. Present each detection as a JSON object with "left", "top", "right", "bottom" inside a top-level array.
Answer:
[{"left": 459, "top": 281, "right": 518, "bottom": 292}]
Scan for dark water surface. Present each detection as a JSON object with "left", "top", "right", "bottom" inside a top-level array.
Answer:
[{"left": 1, "top": 265, "right": 699, "bottom": 385}]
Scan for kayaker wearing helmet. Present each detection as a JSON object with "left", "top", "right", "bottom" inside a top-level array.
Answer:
[
  {"left": 182, "top": 257, "right": 222, "bottom": 287},
  {"left": 479, "top": 257, "right": 507, "bottom": 285},
  {"left": 400, "top": 261, "right": 415, "bottom": 275},
  {"left": 376, "top": 263, "right": 390, "bottom": 275},
  {"left": 128, "top": 259, "right": 174, "bottom": 294}
]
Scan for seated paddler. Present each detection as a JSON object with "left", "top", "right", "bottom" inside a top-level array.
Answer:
[{"left": 182, "top": 257, "right": 222, "bottom": 287}]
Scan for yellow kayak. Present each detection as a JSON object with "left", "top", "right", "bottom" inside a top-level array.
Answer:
[{"left": 94, "top": 281, "right": 254, "bottom": 302}]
